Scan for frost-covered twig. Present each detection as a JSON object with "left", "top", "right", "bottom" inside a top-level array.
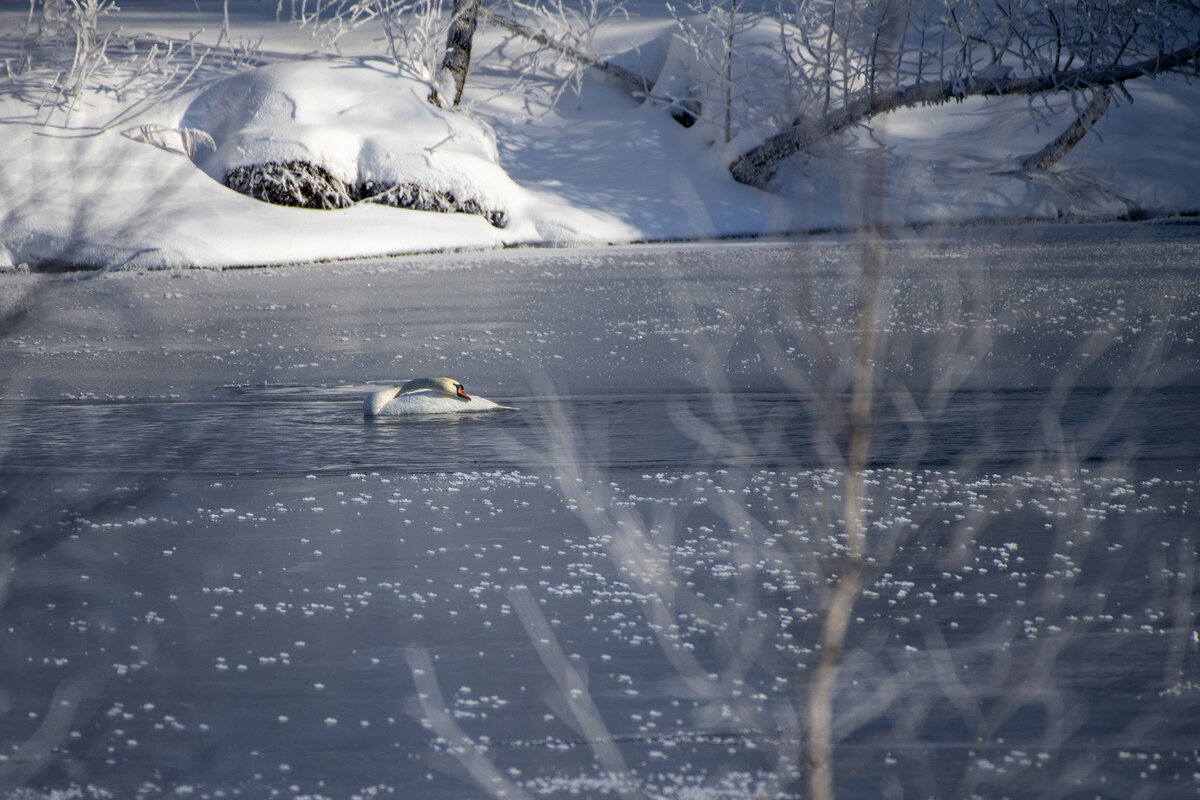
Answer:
[
  {"left": 291, "top": 0, "right": 451, "bottom": 93},
  {"left": 726, "top": 0, "right": 1200, "bottom": 189},
  {"left": 122, "top": 124, "right": 216, "bottom": 157},
  {"left": 665, "top": 0, "right": 766, "bottom": 141},
  {"left": 479, "top": 7, "right": 649, "bottom": 94},
  {"left": 100, "top": 39, "right": 212, "bottom": 131}
]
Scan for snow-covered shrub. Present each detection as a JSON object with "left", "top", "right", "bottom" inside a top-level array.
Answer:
[
  {"left": 224, "top": 161, "right": 508, "bottom": 226},
  {"left": 358, "top": 180, "right": 508, "bottom": 227},
  {"left": 183, "top": 62, "right": 514, "bottom": 227},
  {"left": 225, "top": 160, "right": 356, "bottom": 210}
]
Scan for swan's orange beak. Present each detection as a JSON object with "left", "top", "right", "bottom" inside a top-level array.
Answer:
[{"left": 457, "top": 385, "right": 471, "bottom": 401}]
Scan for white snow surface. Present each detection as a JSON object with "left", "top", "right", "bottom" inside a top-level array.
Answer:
[{"left": 2, "top": 3, "right": 1199, "bottom": 270}]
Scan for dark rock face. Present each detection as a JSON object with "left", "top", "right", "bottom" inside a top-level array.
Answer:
[
  {"left": 224, "top": 161, "right": 507, "bottom": 228},
  {"left": 225, "top": 161, "right": 353, "bottom": 210},
  {"left": 357, "top": 180, "right": 508, "bottom": 229}
]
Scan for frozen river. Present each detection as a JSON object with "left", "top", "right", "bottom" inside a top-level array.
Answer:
[{"left": 1, "top": 224, "right": 1199, "bottom": 799}]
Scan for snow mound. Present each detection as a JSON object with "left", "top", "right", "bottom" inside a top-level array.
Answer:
[{"left": 183, "top": 61, "right": 513, "bottom": 225}]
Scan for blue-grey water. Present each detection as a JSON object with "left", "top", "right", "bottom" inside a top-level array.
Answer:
[
  {"left": 1, "top": 384, "right": 1197, "bottom": 477},
  {"left": 1, "top": 225, "right": 1199, "bottom": 799}
]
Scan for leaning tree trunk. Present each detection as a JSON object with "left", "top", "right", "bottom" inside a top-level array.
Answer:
[
  {"left": 436, "top": 0, "right": 482, "bottom": 107},
  {"left": 1020, "top": 88, "right": 1111, "bottom": 171},
  {"left": 730, "top": 38, "right": 1200, "bottom": 190}
]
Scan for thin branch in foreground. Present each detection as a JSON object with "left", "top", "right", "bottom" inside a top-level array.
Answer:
[
  {"left": 508, "top": 586, "right": 644, "bottom": 800},
  {"left": 405, "top": 647, "right": 535, "bottom": 800}
]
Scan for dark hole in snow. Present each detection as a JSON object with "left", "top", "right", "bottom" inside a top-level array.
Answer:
[
  {"left": 223, "top": 160, "right": 507, "bottom": 228},
  {"left": 670, "top": 97, "right": 702, "bottom": 128}
]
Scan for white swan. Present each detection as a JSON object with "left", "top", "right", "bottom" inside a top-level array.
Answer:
[{"left": 363, "top": 377, "right": 507, "bottom": 417}]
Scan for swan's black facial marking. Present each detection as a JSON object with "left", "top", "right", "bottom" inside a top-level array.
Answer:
[{"left": 456, "top": 383, "right": 471, "bottom": 401}]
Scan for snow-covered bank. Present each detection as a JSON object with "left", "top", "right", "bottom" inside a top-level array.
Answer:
[{"left": 2, "top": 3, "right": 1199, "bottom": 270}]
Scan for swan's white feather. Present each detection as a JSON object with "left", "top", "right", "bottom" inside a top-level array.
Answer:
[
  {"left": 364, "top": 379, "right": 510, "bottom": 417},
  {"left": 368, "top": 390, "right": 506, "bottom": 416}
]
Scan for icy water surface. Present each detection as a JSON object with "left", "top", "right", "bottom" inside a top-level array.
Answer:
[
  {"left": 1, "top": 384, "right": 1198, "bottom": 477},
  {"left": 1, "top": 225, "right": 1199, "bottom": 799}
]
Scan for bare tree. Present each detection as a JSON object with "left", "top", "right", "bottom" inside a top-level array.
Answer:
[{"left": 729, "top": 0, "right": 1200, "bottom": 188}]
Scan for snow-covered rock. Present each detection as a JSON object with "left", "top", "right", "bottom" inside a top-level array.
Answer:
[{"left": 182, "top": 62, "right": 514, "bottom": 224}]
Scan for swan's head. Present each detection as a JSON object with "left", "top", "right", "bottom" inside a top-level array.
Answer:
[
  {"left": 401, "top": 376, "right": 471, "bottom": 401},
  {"left": 442, "top": 378, "right": 472, "bottom": 401}
]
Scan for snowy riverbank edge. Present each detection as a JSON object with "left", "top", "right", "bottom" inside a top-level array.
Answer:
[{"left": 3, "top": 6, "right": 1200, "bottom": 272}]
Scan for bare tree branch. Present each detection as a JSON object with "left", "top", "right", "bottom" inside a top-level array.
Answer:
[
  {"left": 731, "top": 36, "right": 1200, "bottom": 189},
  {"left": 405, "top": 647, "right": 536, "bottom": 800},
  {"left": 479, "top": 8, "right": 651, "bottom": 95}
]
